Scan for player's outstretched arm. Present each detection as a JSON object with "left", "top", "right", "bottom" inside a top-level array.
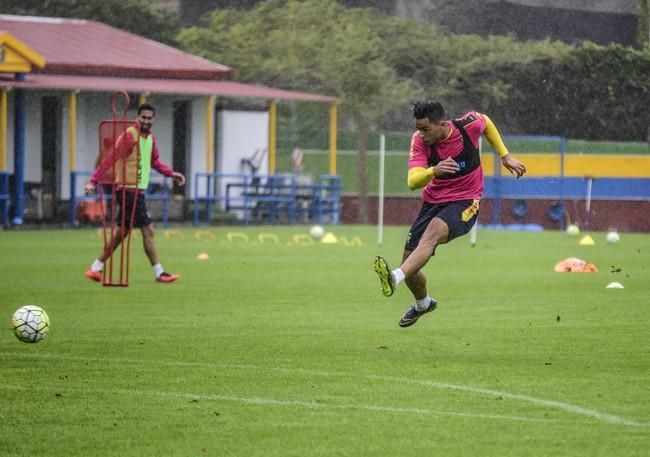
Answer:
[
  {"left": 501, "top": 154, "right": 526, "bottom": 179},
  {"left": 481, "top": 113, "right": 526, "bottom": 179}
]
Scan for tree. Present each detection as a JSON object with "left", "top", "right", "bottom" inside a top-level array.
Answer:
[
  {"left": 640, "top": 0, "right": 650, "bottom": 49},
  {"left": 0, "top": 0, "right": 180, "bottom": 45},
  {"left": 178, "top": 0, "right": 419, "bottom": 223}
]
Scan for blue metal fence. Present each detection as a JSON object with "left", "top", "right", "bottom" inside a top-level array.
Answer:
[
  {"left": 192, "top": 173, "right": 341, "bottom": 226},
  {"left": 0, "top": 172, "right": 9, "bottom": 227}
]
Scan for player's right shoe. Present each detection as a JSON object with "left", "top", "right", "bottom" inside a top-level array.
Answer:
[
  {"left": 85, "top": 268, "right": 103, "bottom": 283},
  {"left": 156, "top": 272, "right": 180, "bottom": 283},
  {"left": 398, "top": 299, "right": 438, "bottom": 328},
  {"left": 373, "top": 256, "right": 395, "bottom": 297}
]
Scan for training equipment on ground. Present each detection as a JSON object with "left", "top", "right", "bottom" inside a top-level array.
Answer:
[
  {"left": 11, "top": 305, "right": 50, "bottom": 343},
  {"left": 309, "top": 225, "right": 325, "bottom": 240},
  {"left": 566, "top": 224, "right": 580, "bottom": 235},
  {"left": 579, "top": 235, "right": 595, "bottom": 245},
  {"left": 554, "top": 257, "right": 598, "bottom": 272},
  {"left": 606, "top": 282, "right": 624, "bottom": 289},
  {"left": 606, "top": 231, "right": 620, "bottom": 243}
]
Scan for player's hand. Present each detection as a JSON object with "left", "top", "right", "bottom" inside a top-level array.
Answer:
[
  {"left": 171, "top": 172, "right": 186, "bottom": 186},
  {"left": 83, "top": 182, "right": 96, "bottom": 195},
  {"left": 434, "top": 157, "right": 461, "bottom": 177},
  {"left": 502, "top": 154, "right": 526, "bottom": 179}
]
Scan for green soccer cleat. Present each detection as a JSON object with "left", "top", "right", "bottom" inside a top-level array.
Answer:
[{"left": 373, "top": 256, "right": 395, "bottom": 297}]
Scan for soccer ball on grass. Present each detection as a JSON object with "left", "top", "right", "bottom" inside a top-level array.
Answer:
[
  {"left": 566, "top": 224, "right": 580, "bottom": 236},
  {"left": 11, "top": 305, "right": 50, "bottom": 343},
  {"left": 606, "top": 231, "right": 620, "bottom": 244},
  {"left": 309, "top": 225, "right": 325, "bottom": 240}
]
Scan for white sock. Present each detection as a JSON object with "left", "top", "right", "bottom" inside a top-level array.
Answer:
[
  {"left": 415, "top": 295, "right": 432, "bottom": 311},
  {"left": 392, "top": 268, "right": 405, "bottom": 286},
  {"left": 91, "top": 259, "right": 104, "bottom": 272},
  {"left": 153, "top": 263, "right": 164, "bottom": 278}
]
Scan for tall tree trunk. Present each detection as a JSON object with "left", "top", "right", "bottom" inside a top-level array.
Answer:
[{"left": 356, "top": 120, "right": 369, "bottom": 224}]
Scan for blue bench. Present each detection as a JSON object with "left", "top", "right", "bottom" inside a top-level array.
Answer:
[{"left": 192, "top": 173, "right": 342, "bottom": 226}]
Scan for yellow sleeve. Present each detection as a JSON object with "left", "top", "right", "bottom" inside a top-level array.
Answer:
[
  {"left": 407, "top": 166, "right": 434, "bottom": 190},
  {"left": 482, "top": 114, "right": 509, "bottom": 158}
]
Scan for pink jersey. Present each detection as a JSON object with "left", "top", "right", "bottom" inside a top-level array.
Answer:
[{"left": 408, "top": 111, "right": 486, "bottom": 204}]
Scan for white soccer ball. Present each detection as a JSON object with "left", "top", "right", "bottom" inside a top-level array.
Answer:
[
  {"left": 566, "top": 224, "right": 580, "bottom": 236},
  {"left": 606, "top": 231, "right": 620, "bottom": 244},
  {"left": 309, "top": 225, "right": 325, "bottom": 240},
  {"left": 11, "top": 305, "right": 50, "bottom": 343}
]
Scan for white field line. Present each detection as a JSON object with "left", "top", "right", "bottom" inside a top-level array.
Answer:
[
  {"left": 0, "top": 384, "right": 555, "bottom": 424},
  {"left": 1, "top": 351, "right": 647, "bottom": 427}
]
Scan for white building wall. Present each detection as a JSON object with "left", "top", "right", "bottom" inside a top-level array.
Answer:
[
  {"left": 218, "top": 110, "right": 268, "bottom": 175},
  {"left": 24, "top": 92, "right": 42, "bottom": 183},
  {"left": 2, "top": 91, "right": 272, "bottom": 217}
]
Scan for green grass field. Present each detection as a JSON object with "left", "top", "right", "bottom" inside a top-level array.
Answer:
[{"left": 1, "top": 226, "right": 648, "bottom": 456}]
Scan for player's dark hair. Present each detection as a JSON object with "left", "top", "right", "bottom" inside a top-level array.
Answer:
[
  {"left": 138, "top": 103, "right": 156, "bottom": 115},
  {"left": 412, "top": 100, "right": 445, "bottom": 122}
]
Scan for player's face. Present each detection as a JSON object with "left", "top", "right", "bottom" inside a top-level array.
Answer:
[
  {"left": 137, "top": 109, "right": 155, "bottom": 132},
  {"left": 415, "top": 117, "right": 447, "bottom": 145}
]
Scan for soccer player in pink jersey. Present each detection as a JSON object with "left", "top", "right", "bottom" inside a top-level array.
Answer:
[{"left": 374, "top": 100, "right": 526, "bottom": 327}]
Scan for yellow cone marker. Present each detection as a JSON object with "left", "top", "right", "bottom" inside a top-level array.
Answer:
[
  {"left": 579, "top": 235, "right": 595, "bottom": 246},
  {"left": 320, "top": 232, "right": 338, "bottom": 244}
]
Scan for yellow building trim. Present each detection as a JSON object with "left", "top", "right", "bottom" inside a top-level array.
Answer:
[
  {"left": 482, "top": 154, "right": 650, "bottom": 178},
  {"left": 69, "top": 91, "right": 77, "bottom": 171},
  {"left": 0, "top": 32, "right": 46, "bottom": 73}
]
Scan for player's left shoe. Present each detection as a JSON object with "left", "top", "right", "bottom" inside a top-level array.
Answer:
[
  {"left": 85, "top": 268, "right": 104, "bottom": 283},
  {"left": 373, "top": 256, "right": 395, "bottom": 297},
  {"left": 156, "top": 272, "right": 180, "bottom": 283},
  {"left": 398, "top": 299, "right": 438, "bottom": 328}
]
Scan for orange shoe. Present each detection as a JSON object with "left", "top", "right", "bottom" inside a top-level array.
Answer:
[
  {"left": 85, "top": 268, "right": 104, "bottom": 282},
  {"left": 156, "top": 272, "right": 180, "bottom": 283}
]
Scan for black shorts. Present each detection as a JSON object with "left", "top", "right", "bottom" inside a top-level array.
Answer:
[
  {"left": 405, "top": 199, "right": 479, "bottom": 252},
  {"left": 115, "top": 189, "right": 151, "bottom": 229}
]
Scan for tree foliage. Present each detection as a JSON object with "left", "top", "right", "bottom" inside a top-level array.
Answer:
[
  {"left": 640, "top": 0, "right": 650, "bottom": 49},
  {"left": 451, "top": 42, "right": 650, "bottom": 141},
  {"left": 178, "top": 0, "right": 420, "bottom": 221},
  {"left": 179, "top": 0, "right": 417, "bottom": 119},
  {"left": 0, "top": 0, "right": 180, "bottom": 45}
]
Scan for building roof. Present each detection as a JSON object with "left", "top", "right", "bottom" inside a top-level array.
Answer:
[
  {"left": 0, "top": 14, "right": 337, "bottom": 102},
  {"left": 0, "top": 14, "right": 230, "bottom": 79},
  {"left": 0, "top": 31, "right": 46, "bottom": 72},
  {"left": 0, "top": 73, "right": 338, "bottom": 102}
]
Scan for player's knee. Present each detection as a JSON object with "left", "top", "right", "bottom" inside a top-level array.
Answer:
[{"left": 142, "top": 226, "right": 154, "bottom": 240}]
